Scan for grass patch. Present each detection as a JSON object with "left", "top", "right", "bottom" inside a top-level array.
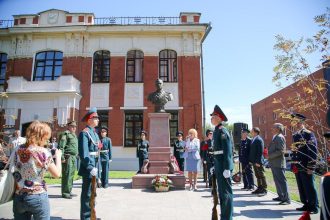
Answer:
[
  {"left": 109, "top": 171, "right": 136, "bottom": 179},
  {"left": 264, "top": 168, "right": 321, "bottom": 203},
  {"left": 44, "top": 171, "right": 81, "bottom": 185}
]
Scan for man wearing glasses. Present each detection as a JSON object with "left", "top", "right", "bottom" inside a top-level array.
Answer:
[{"left": 78, "top": 107, "right": 101, "bottom": 220}]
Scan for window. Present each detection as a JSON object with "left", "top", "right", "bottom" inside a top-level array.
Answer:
[
  {"left": 93, "top": 50, "right": 110, "bottom": 83},
  {"left": 126, "top": 50, "right": 143, "bottom": 82},
  {"left": 169, "top": 111, "right": 179, "bottom": 143},
  {"left": 33, "top": 51, "right": 63, "bottom": 81},
  {"left": 124, "top": 112, "right": 143, "bottom": 147},
  {"left": 0, "top": 53, "right": 7, "bottom": 85},
  {"left": 159, "top": 49, "right": 177, "bottom": 82},
  {"left": 273, "top": 112, "right": 277, "bottom": 121},
  {"left": 96, "top": 110, "right": 109, "bottom": 131}
]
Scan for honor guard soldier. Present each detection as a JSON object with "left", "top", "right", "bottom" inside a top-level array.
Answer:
[
  {"left": 239, "top": 128, "right": 254, "bottom": 190},
  {"left": 99, "top": 126, "right": 112, "bottom": 188},
  {"left": 59, "top": 120, "right": 78, "bottom": 199},
  {"left": 136, "top": 130, "right": 149, "bottom": 173},
  {"left": 78, "top": 107, "right": 101, "bottom": 220},
  {"left": 200, "top": 129, "right": 214, "bottom": 186},
  {"left": 172, "top": 131, "right": 185, "bottom": 171},
  {"left": 320, "top": 132, "right": 330, "bottom": 220},
  {"left": 291, "top": 113, "right": 319, "bottom": 214},
  {"left": 210, "top": 105, "right": 233, "bottom": 220}
]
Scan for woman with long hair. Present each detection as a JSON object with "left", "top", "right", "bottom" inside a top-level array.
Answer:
[{"left": 12, "top": 121, "right": 62, "bottom": 220}]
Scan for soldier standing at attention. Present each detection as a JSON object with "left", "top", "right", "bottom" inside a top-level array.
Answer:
[
  {"left": 172, "top": 131, "right": 185, "bottom": 172},
  {"left": 210, "top": 105, "right": 233, "bottom": 220},
  {"left": 291, "top": 113, "right": 319, "bottom": 214},
  {"left": 136, "top": 130, "right": 149, "bottom": 173},
  {"left": 239, "top": 128, "right": 254, "bottom": 191},
  {"left": 59, "top": 120, "right": 78, "bottom": 199},
  {"left": 78, "top": 107, "right": 101, "bottom": 220},
  {"left": 200, "top": 129, "right": 214, "bottom": 186},
  {"left": 99, "top": 126, "right": 112, "bottom": 188}
]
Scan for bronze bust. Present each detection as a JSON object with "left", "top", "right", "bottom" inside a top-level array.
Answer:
[{"left": 148, "top": 79, "right": 173, "bottom": 112}]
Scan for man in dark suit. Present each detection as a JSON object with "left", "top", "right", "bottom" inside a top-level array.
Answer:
[
  {"left": 291, "top": 113, "right": 319, "bottom": 214},
  {"left": 239, "top": 128, "right": 254, "bottom": 190},
  {"left": 268, "top": 123, "right": 290, "bottom": 205},
  {"left": 249, "top": 127, "right": 267, "bottom": 196},
  {"left": 210, "top": 105, "right": 233, "bottom": 220}
]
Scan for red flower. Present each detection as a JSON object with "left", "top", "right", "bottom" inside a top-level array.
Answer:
[{"left": 18, "top": 148, "right": 32, "bottom": 163}]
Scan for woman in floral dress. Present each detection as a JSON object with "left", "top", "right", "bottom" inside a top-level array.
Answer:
[{"left": 12, "top": 121, "right": 62, "bottom": 220}]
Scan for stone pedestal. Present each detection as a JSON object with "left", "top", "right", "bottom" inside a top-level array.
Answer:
[{"left": 132, "top": 113, "right": 185, "bottom": 189}]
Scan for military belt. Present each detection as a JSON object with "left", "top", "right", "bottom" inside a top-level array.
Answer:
[
  {"left": 208, "top": 152, "right": 214, "bottom": 155},
  {"left": 100, "top": 150, "right": 109, "bottom": 153},
  {"left": 89, "top": 152, "right": 98, "bottom": 156},
  {"left": 213, "top": 150, "right": 224, "bottom": 155}
]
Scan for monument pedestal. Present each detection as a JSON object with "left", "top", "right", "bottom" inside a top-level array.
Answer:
[{"left": 132, "top": 113, "right": 185, "bottom": 189}]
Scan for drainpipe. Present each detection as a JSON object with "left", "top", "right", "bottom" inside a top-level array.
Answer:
[{"left": 200, "top": 23, "right": 212, "bottom": 133}]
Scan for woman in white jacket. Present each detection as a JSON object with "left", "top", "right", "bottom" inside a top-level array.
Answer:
[{"left": 184, "top": 128, "right": 200, "bottom": 191}]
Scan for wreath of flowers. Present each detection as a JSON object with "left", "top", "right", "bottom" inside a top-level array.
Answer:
[{"left": 151, "top": 175, "right": 173, "bottom": 188}]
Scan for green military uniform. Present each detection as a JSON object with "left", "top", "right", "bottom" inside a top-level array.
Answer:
[
  {"left": 211, "top": 105, "right": 234, "bottom": 220},
  {"left": 59, "top": 121, "right": 78, "bottom": 199}
]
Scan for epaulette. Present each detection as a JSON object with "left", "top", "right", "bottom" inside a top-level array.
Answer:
[
  {"left": 83, "top": 128, "right": 89, "bottom": 132},
  {"left": 303, "top": 129, "right": 311, "bottom": 134}
]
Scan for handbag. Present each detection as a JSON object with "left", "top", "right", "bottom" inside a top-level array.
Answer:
[
  {"left": 0, "top": 152, "right": 16, "bottom": 204},
  {"left": 194, "top": 151, "right": 201, "bottom": 160}
]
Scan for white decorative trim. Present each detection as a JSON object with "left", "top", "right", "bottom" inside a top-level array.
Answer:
[
  {"left": 120, "top": 106, "right": 147, "bottom": 110},
  {"left": 86, "top": 107, "right": 113, "bottom": 110}
]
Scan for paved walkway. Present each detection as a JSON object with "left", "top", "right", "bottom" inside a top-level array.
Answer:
[{"left": 0, "top": 178, "right": 320, "bottom": 220}]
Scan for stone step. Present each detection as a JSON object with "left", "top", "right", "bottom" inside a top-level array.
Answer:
[
  {"left": 148, "top": 147, "right": 171, "bottom": 153},
  {"left": 148, "top": 152, "right": 171, "bottom": 161},
  {"left": 149, "top": 166, "right": 170, "bottom": 174},
  {"left": 132, "top": 173, "right": 186, "bottom": 189},
  {"left": 148, "top": 161, "right": 169, "bottom": 166}
]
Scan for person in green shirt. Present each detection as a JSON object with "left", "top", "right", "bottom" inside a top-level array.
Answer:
[{"left": 58, "top": 120, "right": 78, "bottom": 199}]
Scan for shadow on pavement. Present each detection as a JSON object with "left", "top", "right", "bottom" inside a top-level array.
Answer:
[
  {"left": 48, "top": 195, "right": 63, "bottom": 199},
  {"left": 239, "top": 209, "right": 301, "bottom": 218},
  {"left": 50, "top": 217, "right": 79, "bottom": 220}
]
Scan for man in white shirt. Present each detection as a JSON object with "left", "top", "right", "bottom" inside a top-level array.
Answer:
[{"left": 8, "top": 130, "right": 26, "bottom": 156}]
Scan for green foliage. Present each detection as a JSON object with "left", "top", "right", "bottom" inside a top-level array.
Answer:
[
  {"left": 44, "top": 171, "right": 81, "bottom": 185},
  {"left": 109, "top": 171, "right": 136, "bottom": 179}
]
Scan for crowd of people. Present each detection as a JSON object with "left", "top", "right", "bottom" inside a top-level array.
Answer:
[{"left": 0, "top": 104, "right": 329, "bottom": 220}]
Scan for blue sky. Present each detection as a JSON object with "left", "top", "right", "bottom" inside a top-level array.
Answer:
[{"left": 0, "top": 0, "right": 328, "bottom": 128}]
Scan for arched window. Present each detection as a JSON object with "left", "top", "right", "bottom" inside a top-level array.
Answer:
[
  {"left": 33, "top": 51, "right": 63, "bottom": 81},
  {"left": 0, "top": 53, "right": 8, "bottom": 85},
  {"left": 93, "top": 50, "right": 110, "bottom": 83},
  {"left": 126, "top": 50, "right": 143, "bottom": 82},
  {"left": 159, "top": 49, "right": 177, "bottom": 82}
]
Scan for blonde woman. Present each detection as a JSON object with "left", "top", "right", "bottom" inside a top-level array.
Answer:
[
  {"left": 12, "top": 121, "right": 62, "bottom": 220},
  {"left": 184, "top": 128, "right": 200, "bottom": 191}
]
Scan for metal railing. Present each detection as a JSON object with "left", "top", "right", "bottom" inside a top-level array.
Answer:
[
  {"left": 0, "top": 20, "right": 13, "bottom": 28},
  {"left": 94, "top": 16, "right": 180, "bottom": 25},
  {"left": 0, "top": 16, "right": 181, "bottom": 29}
]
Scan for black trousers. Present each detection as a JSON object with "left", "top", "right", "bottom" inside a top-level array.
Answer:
[
  {"left": 253, "top": 164, "right": 267, "bottom": 190},
  {"left": 295, "top": 171, "right": 319, "bottom": 210},
  {"left": 242, "top": 162, "right": 254, "bottom": 188},
  {"left": 176, "top": 157, "right": 184, "bottom": 171}
]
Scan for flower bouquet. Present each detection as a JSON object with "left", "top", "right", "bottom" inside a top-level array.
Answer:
[{"left": 151, "top": 175, "right": 173, "bottom": 192}]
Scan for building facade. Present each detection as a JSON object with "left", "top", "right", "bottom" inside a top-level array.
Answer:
[
  {"left": 251, "top": 67, "right": 329, "bottom": 150},
  {"left": 0, "top": 9, "right": 210, "bottom": 170}
]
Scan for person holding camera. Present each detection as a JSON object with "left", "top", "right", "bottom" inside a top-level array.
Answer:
[
  {"left": 12, "top": 121, "right": 62, "bottom": 220},
  {"left": 58, "top": 120, "right": 78, "bottom": 199}
]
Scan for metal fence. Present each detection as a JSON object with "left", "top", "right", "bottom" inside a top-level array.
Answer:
[
  {"left": 93, "top": 16, "right": 180, "bottom": 25},
  {"left": 0, "top": 20, "right": 13, "bottom": 28}
]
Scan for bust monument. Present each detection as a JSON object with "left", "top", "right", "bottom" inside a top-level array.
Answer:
[{"left": 148, "top": 79, "right": 173, "bottom": 112}]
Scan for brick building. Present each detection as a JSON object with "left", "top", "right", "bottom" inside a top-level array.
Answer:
[
  {"left": 251, "top": 67, "right": 330, "bottom": 150},
  {"left": 0, "top": 9, "right": 210, "bottom": 170}
]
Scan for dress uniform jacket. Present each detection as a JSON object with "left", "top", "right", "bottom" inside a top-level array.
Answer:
[
  {"left": 78, "top": 126, "right": 100, "bottom": 178},
  {"left": 173, "top": 140, "right": 185, "bottom": 159},
  {"left": 292, "top": 129, "right": 318, "bottom": 171},
  {"left": 100, "top": 137, "right": 112, "bottom": 162},
  {"left": 213, "top": 123, "right": 233, "bottom": 220},
  {"left": 239, "top": 138, "right": 251, "bottom": 164},
  {"left": 136, "top": 140, "right": 149, "bottom": 159}
]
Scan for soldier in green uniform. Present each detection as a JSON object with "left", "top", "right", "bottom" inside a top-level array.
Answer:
[
  {"left": 99, "top": 126, "right": 112, "bottom": 188},
  {"left": 210, "top": 105, "right": 233, "bottom": 220},
  {"left": 58, "top": 120, "right": 78, "bottom": 199},
  {"left": 78, "top": 107, "right": 101, "bottom": 220}
]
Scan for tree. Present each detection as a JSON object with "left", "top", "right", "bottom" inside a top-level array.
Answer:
[{"left": 272, "top": 8, "right": 330, "bottom": 173}]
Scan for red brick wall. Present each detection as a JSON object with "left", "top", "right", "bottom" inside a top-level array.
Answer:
[
  {"left": 251, "top": 69, "right": 327, "bottom": 148},
  {"left": 7, "top": 58, "right": 33, "bottom": 81},
  {"left": 109, "top": 57, "right": 125, "bottom": 146},
  {"left": 180, "top": 56, "right": 203, "bottom": 139}
]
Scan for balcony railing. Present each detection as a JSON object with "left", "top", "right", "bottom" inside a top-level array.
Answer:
[
  {"left": 0, "top": 16, "right": 181, "bottom": 29},
  {"left": 94, "top": 16, "right": 180, "bottom": 25},
  {"left": 0, "top": 20, "right": 13, "bottom": 28}
]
